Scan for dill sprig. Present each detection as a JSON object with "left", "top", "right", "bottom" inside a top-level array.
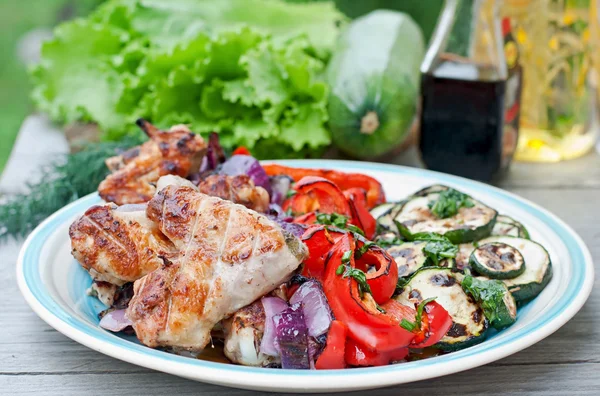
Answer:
[{"left": 0, "top": 136, "right": 142, "bottom": 242}]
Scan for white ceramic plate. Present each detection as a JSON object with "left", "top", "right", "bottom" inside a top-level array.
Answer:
[{"left": 17, "top": 160, "right": 594, "bottom": 393}]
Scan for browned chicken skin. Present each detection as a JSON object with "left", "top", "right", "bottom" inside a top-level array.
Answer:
[
  {"left": 98, "top": 119, "right": 206, "bottom": 205},
  {"left": 198, "top": 174, "right": 270, "bottom": 213},
  {"left": 127, "top": 178, "right": 307, "bottom": 351},
  {"left": 69, "top": 203, "right": 176, "bottom": 286}
]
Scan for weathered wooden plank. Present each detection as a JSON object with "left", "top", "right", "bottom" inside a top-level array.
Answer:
[{"left": 1, "top": 362, "right": 599, "bottom": 395}]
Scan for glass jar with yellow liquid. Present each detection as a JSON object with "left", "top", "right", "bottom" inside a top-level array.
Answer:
[{"left": 502, "top": 0, "right": 599, "bottom": 162}]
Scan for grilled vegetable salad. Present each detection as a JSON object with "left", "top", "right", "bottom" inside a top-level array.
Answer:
[{"left": 260, "top": 166, "right": 552, "bottom": 368}]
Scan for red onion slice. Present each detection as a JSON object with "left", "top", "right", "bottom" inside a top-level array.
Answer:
[
  {"left": 273, "top": 303, "right": 310, "bottom": 369},
  {"left": 220, "top": 155, "right": 272, "bottom": 195},
  {"left": 99, "top": 309, "right": 133, "bottom": 332},
  {"left": 259, "top": 296, "right": 289, "bottom": 356},
  {"left": 289, "top": 280, "right": 333, "bottom": 338}
]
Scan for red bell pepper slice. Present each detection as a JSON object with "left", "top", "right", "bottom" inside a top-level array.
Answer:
[
  {"left": 283, "top": 176, "right": 352, "bottom": 217},
  {"left": 322, "top": 234, "right": 415, "bottom": 352},
  {"left": 344, "top": 188, "right": 377, "bottom": 240},
  {"left": 315, "top": 320, "right": 348, "bottom": 370},
  {"left": 283, "top": 193, "right": 312, "bottom": 214},
  {"left": 293, "top": 212, "right": 317, "bottom": 225},
  {"left": 345, "top": 338, "right": 409, "bottom": 367},
  {"left": 232, "top": 146, "right": 251, "bottom": 156},
  {"left": 300, "top": 226, "right": 346, "bottom": 279},
  {"left": 354, "top": 242, "right": 398, "bottom": 304},
  {"left": 409, "top": 301, "right": 453, "bottom": 349},
  {"left": 263, "top": 164, "right": 386, "bottom": 209}
]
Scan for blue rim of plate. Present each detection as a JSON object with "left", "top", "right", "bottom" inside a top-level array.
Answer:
[{"left": 17, "top": 160, "right": 594, "bottom": 387}]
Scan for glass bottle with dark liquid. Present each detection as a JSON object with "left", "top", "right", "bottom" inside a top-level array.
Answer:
[{"left": 419, "top": 0, "right": 509, "bottom": 182}]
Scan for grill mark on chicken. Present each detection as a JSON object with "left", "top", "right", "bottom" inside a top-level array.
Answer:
[{"left": 84, "top": 216, "right": 131, "bottom": 258}]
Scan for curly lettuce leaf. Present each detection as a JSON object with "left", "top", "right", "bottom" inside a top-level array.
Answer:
[
  {"left": 279, "top": 102, "right": 330, "bottom": 151},
  {"left": 31, "top": 0, "right": 340, "bottom": 158}
]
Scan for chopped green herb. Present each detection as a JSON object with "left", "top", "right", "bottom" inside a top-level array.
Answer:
[
  {"left": 413, "top": 232, "right": 458, "bottom": 266},
  {"left": 338, "top": 265, "right": 372, "bottom": 297},
  {"left": 415, "top": 297, "right": 437, "bottom": 327},
  {"left": 315, "top": 212, "right": 367, "bottom": 237},
  {"left": 422, "top": 242, "right": 458, "bottom": 266},
  {"left": 400, "top": 297, "right": 437, "bottom": 331},
  {"left": 428, "top": 188, "right": 474, "bottom": 219},
  {"left": 400, "top": 318, "right": 416, "bottom": 331},
  {"left": 412, "top": 232, "right": 448, "bottom": 242},
  {"left": 341, "top": 250, "right": 352, "bottom": 264},
  {"left": 336, "top": 264, "right": 345, "bottom": 276},
  {"left": 315, "top": 212, "right": 349, "bottom": 228},
  {"left": 461, "top": 275, "right": 507, "bottom": 325},
  {"left": 355, "top": 241, "right": 375, "bottom": 258},
  {"left": 346, "top": 224, "right": 365, "bottom": 237}
]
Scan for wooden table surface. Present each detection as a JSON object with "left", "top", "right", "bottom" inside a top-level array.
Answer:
[{"left": 1, "top": 116, "right": 599, "bottom": 395}]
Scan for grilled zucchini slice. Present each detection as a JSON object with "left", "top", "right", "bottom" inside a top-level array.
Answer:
[
  {"left": 372, "top": 201, "right": 406, "bottom": 235},
  {"left": 395, "top": 268, "right": 487, "bottom": 351},
  {"left": 492, "top": 215, "right": 530, "bottom": 239},
  {"left": 477, "top": 236, "right": 552, "bottom": 303},
  {"left": 394, "top": 189, "right": 497, "bottom": 244},
  {"left": 386, "top": 242, "right": 428, "bottom": 278},
  {"left": 455, "top": 243, "right": 476, "bottom": 272},
  {"left": 469, "top": 242, "right": 526, "bottom": 279},
  {"left": 412, "top": 184, "right": 450, "bottom": 197},
  {"left": 370, "top": 202, "right": 396, "bottom": 219}
]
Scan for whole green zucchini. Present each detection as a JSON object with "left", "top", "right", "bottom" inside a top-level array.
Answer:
[{"left": 327, "top": 10, "right": 424, "bottom": 159}]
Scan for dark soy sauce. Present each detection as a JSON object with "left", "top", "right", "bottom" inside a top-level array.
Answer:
[{"left": 419, "top": 59, "right": 506, "bottom": 182}]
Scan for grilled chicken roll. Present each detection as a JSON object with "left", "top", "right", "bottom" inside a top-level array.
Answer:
[
  {"left": 69, "top": 203, "right": 176, "bottom": 286},
  {"left": 98, "top": 119, "right": 206, "bottom": 205},
  {"left": 127, "top": 176, "right": 307, "bottom": 351}
]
